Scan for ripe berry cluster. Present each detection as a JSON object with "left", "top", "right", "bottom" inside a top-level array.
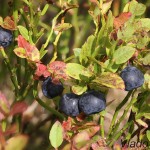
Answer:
[
  {"left": 42, "top": 77, "right": 106, "bottom": 117},
  {"left": 0, "top": 27, "right": 13, "bottom": 48},
  {"left": 42, "top": 65, "right": 144, "bottom": 117},
  {"left": 59, "top": 91, "right": 106, "bottom": 117}
]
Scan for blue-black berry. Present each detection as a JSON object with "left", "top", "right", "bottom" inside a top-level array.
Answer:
[
  {"left": 42, "top": 77, "right": 64, "bottom": 99},
  {"left": 59, "top": 93, "right": 80, "bottom": 117},
  {"left": 120, "top": 66, "right": 144, "bottom": 91},
  {"left": 79, "top": 90, "right": 106, "bottom": 115},
  {"left": 0, "top": 27, "right": 13, "bottom": 48}
]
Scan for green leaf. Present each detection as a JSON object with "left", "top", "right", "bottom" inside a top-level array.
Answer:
[
  {"left": 137, "top": 34, "right": 149, "bottom": 49},
  {"left": 17, "top": 25, "right": 29, "bottom": 40},
  {"left": 14, "top": 48, "right": 27, "bottom": 58},
  {"left": 142, "top": 53, "right": 150, "bottom": 65},
  {"left": 136, "top": 119, "right": 148, "bottom": 128},
  {"left": 92, "top": 72, "right": 125, "bottom": 90},
  {"left": 113, "top": 46, "right": 135, "bottom": 64},
  {"left": 104, "top": 59, "right": 119, "bottom": 73},
  {"left": 117, "top": 23, "right": 135, "bottom": 42},
  {"left": 54, "top": 23, "right": 72, "bottom": 32},
  {"left": 41, "top": 4, "right": 49, "bottom": 16},
  {"left": 66, "top": 63, "right": 93, "bottom": 80},
  {"left": 129, "top": 0, "right": 146, "bottom": 16},
  {"left": 49, "top": 121, "right": 63, "bottom": 149},
  {"left": 73, "top": 48, "right": 81, "bottom": 57},
  {"left": 137, "top": 18, "right": 150, "bottom": 31},
  {"left": 102, "top": 0, "right": 113, "bottom": 14},
  {"left": 80, "top": 35, "right": 96, "bottom": 64},
  {"left": 146, "top": 130, "right": 150, "bottom": 141},
  {"left": 142, "top": 73, "right": 150, "bottom": 91},
  {"left": 72, "top": 84, "right": 87, "bottom": 95}
]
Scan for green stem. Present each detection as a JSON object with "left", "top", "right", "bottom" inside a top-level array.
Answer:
[
  {"left": 0, "top": 48, "right": 19, "bottom": 93},
  {"left": 50, "top": 32, "right": 62, "bottom": 62},
  {"left": 20, "top": 8, "right": 30, "bottom": 30},
  {"left": 13, "top": 0, "right": 21, "bottom": 88},
  {"left": 107, "top": 90, "right": 133, "bottom": 137},
  {"left": 108, "top": 121, "right": 133, "bottom": 147},
  {"left": 100, "top": 111, "right": 105, "bottom": 138},
  {"left": 43, "top": 10, "right": 64, "bottom": 49},
  {"left": 35, "top": 97, "right": 65, "bottom": 121},
  {"left": 109, "top": 97, "right": 137, "bottom": 140}
]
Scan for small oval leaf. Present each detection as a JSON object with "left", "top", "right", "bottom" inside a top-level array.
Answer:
[
  {"left": 18, "top": 25, "right": 29, "bottom": 40},
  {"left": 66, "top": 63, "right": 93, "bottom": 80},
  {"left": 113, "top": 46, "right": 135, "bottom": 64},
  {"left": 49, "top": 121, "right": 63, "bottom": 149},
  {"left": 14, "top": 48, "right": 26, "bottom": 58}
]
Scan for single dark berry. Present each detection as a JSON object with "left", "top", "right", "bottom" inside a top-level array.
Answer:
[
  {"left": 59, "top": 93, "right": 80, "bottom": 117},
  {"left": 0, "top": 27, "right": 13, "bottom": 48},
  {"left": 42, "top": 77, "right": 64, "bottom": 98},
  {"left": 120, "top": 66, "right": 144, "bottom": 91},
  {"left": 79, "top": 90, "right": 106, "bottom": 115}
]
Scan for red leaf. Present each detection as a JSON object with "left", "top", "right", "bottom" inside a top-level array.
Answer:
[
  {"left": 10, "top": 102, "right": 28, "bottom": 116},
  {"left": 34, "top": 63, "right": 50, "bottom": 80},
  {"left": 114, "top": 12, "right": 132, "bottom": 29},
  {"left": 62, "top": 117, "right": 73, "bottom": 131},
  {"left": 17, "top": 35, "right": 40, "bottom": 62},
  {"left": 48, "top": 61, "right": 69, "bottom": 81},
  {"left": 72, "top": 131, "right": 90, "bottom": 150}
]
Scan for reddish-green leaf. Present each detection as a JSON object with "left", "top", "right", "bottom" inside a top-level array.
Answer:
[
  {"left": 73, "top": 131, "right": 90, "bottom": 149},
  {"left": 0, "top": 92, "right": 10, "bottom": 120},
  {"left": 13, "top": 48, "right": 26, "bottom": 58},
  {"left": 92, "top": 72, "right": 125, "bottom": 90},
  {"left": 17, "top": 35, "right": 40, "bottom": 62},
  {"left": 48, "top": 61, "right": 68, "bottom": 81},
  {"left": 2, "top": 16, "right": 16, "bottom": 30},
  {"left": 10, "top": 102, "right": 28, "bottom": 116},
  {"left": 72, "top": 84, "right": 87, "bottom": 95},
  {"left": 114, "top": 12, "right": 132, "bottom": 29}
]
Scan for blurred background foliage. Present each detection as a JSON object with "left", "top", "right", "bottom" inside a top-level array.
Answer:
[{"left": 0, "top": 0, "right": 150, "bottom": 149}]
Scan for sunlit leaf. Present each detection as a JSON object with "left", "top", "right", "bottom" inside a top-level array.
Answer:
[
  {"left": 2, "top": 16, "right": 16, "bottom": 30},
  {"left": 48, "top": 61, "right": 68, "bottom": 80},
  {"left": 114, "top": 12, "right": 132, "bottom": 29},
  {"left": 113, "top": 46, "right": 135, "bottom": 64},
  {"left": 129, "top": 0, "right": 146, "bottom": 16},
  {"left": 146, "top": 130, "right": 150, "bottom": 141},
  {"left": 92, "top": 72, "right": 125, "bottom": 90},
  {"left": 13, "top": 48, "right": 27, "bottom": 58},
  {"left": 72, "top": 84, "right": 87, "bottom": 95},
  {"left": 49, "top": 121, "right": 63, "bottom": 149},
  {"left": 102, "top": 0, "right": 113, "bottom": 14},
  {"left": 66, "top": 63, "right": 93, "bottom": 80},
  {"left": 17, "top": 25, "right": 29, "bottom": 40}
]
